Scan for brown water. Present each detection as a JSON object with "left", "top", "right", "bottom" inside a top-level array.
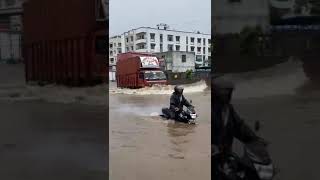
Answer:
[
  {"left": 224, "top": 60, "right": 320, "bottom": 180},
  {"left": 109, "top": 90, "right": 211, "bottom": 180},
  {"left": 0, "top": 64, "right": 108, "bottom": 180},
  {"left": 0, "top": 100, "right": 108, "bottom": 180}
]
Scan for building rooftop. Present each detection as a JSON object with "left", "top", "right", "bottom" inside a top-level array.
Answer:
[{"left": 122, "top": 26, "right": 211, "bottom": 36}]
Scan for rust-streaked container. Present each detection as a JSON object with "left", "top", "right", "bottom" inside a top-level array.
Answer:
[
  {"left": 23, "top": 0, "right": 108, "bottom": 86},
  {"left": 116, "top": 53, "right": 167, "bottom": 88}
]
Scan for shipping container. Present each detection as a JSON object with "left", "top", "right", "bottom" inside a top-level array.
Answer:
[
  {"left": 23, "top": 0, "right": 108, "bottom": 86},
  {"left": 116, "top": 53, "right": 167, "bottom": 88}
]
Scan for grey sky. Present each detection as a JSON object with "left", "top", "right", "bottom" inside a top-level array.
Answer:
[{"left": 109, "top": 0, "right": 211, "bottom": 36}]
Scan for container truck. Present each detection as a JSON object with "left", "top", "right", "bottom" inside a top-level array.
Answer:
[
  {"left": 116, "top": 52, "right": 167, "bottom": 88},
  {"left": 23, "top": 0, "right": 108, "bottom": 86}
]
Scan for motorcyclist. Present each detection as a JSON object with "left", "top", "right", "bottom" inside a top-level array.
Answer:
[
  {"left": 212, "top": 78, "right": 270, "bottom": 179},
  {"left": 168, "top": 85, "right": 193, "bottom": 121}
]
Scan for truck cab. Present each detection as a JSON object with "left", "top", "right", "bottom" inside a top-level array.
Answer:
[{"left": 138, "top": 70, "right": 167, "bottom": 87}]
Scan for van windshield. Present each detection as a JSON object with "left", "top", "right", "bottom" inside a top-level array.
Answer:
[{"left": 144, "top": 71, "right": 166, "bottom": 80}]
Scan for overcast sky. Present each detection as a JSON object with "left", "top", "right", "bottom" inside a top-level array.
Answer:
[{"left": 109, "top": 0, "right": 211, "bottom": 36}]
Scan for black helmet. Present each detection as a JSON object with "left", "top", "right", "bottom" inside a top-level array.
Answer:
[
  {"left": 174, "top": 85, "right": 184, "bottom": 95},
  {"left": 212, "top": 79, "right": 235, "bottom": 104}
]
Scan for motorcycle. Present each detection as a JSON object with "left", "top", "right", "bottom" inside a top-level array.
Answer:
[
  {"left": 213, "top": 121, "right": 276, "bottom": 180},
  {"left": 161, "top": 100, "right": 197, "bottom": 124}
]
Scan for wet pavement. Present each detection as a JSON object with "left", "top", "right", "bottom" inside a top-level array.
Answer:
[{"left": 109, "top": 83, "right": 211, "bottom": 180}]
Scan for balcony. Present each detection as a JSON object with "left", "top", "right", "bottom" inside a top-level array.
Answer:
[{"left": 135, "top": 38, "right": 147, "bottom": 44}]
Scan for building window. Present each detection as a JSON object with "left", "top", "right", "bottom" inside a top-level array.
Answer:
[
  {"left": 168, "top": 44, "right": 173, "bottom": 51},
  {"left": 5, "top": 0, "right": 15, "bottom": 6},
  {"left": 126, "top": 38, "right": 129, "bottom": 42},
  {"left": 160, "top": 44, "right": 163, "bottom": 52},
  {"left": 208, "top": 39, "right": 211, "bottom": 44},
  {"left": 175, "top": 45, "right": 180, "bottom": 51},
  {"left": 110, "top": 58, "right": 114, "bottom": 64},
  {"left": 197, "top": 38, "right": 201, "bottom": 44},
  {"left": 126, "top": 47, "right": 129, "bottom": 52},
  {"left": 136, "top": 34, "right": 145, "bottom": 40},
  {"left": 197, "top": 47, "right": 201, "bottom": 53},
  {"left": 196, "top": 55, "right": 202, "bottom": 62},
  {"left": 191, "top": 46, "right": 195, "bottom": 52},
  {"left": 109, "top": 43, "right": 113, "bottom": 48},
  {"left": 203, "top": 38, "right": 206, "bottom": 45},
  {"left": 130, "top": 36, "right": 133, "bottom": 41},
  {"left": 130, "top": 46, "right": 134, "bottom": 51},
  {"left": 186, "top": 46, "right": 188, "bottom": 52},
  {"left": 181, "top": 55, "right": 186, "bottom": 63},
  {"left": 137, "top": 44, "right": 145, "bottom": 50},
  {"left": 118, "top": 48, "right": 122, "bottom": 53},
  {"left": 150, "top": 33, "right": 155, "bottom": 41},
  {"left": 118, "top": 43, "right": 121, "bottom": 47},
  {"left": 160, "top": 34, "right": 163, "bottom": 42},
  {"left": 168, "top": 35, "right": 173, "bottom": 42},
  {"left": 151, "top": 43, "right": 156, "bottom": 50},
  {"left": 186, "top": 36, "right": 188, "bottom": 44},
  {"left": 208, "top": 47, "right": 211, "bottom": 53},
  {"left": 110, "top": 51, "right": 113, "bottom": 56},
  {"left": 203, "top": 47, "right": 205, "bottom": 54},
  {"left": 191, "top": 37, "right": 194, "bottom": 44},
  {"left": 176, "top": 36, "right": 180, "bottom": 42}
]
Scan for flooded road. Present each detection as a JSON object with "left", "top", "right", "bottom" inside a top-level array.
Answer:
[
  {"left": 0, "top": 64, "right": 108, "bottom": 180},
  {"left": 224, "top": 60, "right": 320, "bottom": 180},
  {"left": 109, "top": 82, "right": 211, "bottom": 180}
]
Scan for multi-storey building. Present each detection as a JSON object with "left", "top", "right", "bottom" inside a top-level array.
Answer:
[
  {"left": 109, "top": 35, "right": 125, "bottom": 67},
  {"left": 109, "top": 24, "right": 211, "bottom": 68},
  {"left": 0, "top": 0, "right": 24, "bottom": 62}
]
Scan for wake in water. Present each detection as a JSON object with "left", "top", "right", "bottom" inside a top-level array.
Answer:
[
  {"left": 109, "top": 80, "right": 208, "bottom": 95},
  {"left": 220, "top": 59, "right": 309, "bottom": 99}
]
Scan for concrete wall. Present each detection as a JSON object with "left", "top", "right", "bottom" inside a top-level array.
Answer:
[
  {"left": 212, "top": 0, "right": 270, "bottom": 34},
  {"left": 154, "top": 51, "right": 195, "bottom": 72}
]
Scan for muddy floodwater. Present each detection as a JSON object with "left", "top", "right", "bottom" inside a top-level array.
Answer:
[
  {"left": 225, "top": 60, "right": 320, "bottom": 180},
  {"left": 0, "top": 64, "right": 108, "bottom": 180},
  {"left": 109, "top": 82, "right": 211, "bottom": 180}
]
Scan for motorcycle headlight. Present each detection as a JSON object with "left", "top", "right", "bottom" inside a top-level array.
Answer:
[
  {"left": 253, "top": 163, "right": 274, "bottom": 180},
  {"left": 190, "top": 114, "right": 197, "bottom": 119}
]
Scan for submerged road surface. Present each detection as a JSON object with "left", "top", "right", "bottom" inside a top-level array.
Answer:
[
  {"left": 226, "top": 60, "right": 320, "bottom": 180},
  {"left": 0, "top": 64, "right": 108, "bottom": 180},
  {"left": 109, "top": 83, "right": 211, "bottom": 180}
]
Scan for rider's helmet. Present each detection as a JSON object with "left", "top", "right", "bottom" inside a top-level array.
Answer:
[
  {"left": 212, "top": 79, "right": 235, "bottom": 104},
  {"left": 174, "top": 85, "right": 184, "bottom": 95}
]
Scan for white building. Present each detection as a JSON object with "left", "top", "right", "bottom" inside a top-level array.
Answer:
[
  {"left": 154, "top": 51, "right": 195, "bottom": 72},
  {"left": 0, "top": 0, "right": 24, "bottom": 63},
  {"left": 109, "top": 35, "right": 125, "bottom": 66},
  {"left": 110, "top": 24, "right": 211, "bottom": 68},
  {"left": 212, "top": 0, "right": 270, "bottom": 34}
]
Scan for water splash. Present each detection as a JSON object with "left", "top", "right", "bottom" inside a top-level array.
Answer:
[{"left": 109, "top": 80, "right": 208, "bottom": 95}]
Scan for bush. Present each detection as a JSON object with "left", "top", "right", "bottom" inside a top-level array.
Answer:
[{"left": 186, "top": 69, "right": 193, "bottom": 80}]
